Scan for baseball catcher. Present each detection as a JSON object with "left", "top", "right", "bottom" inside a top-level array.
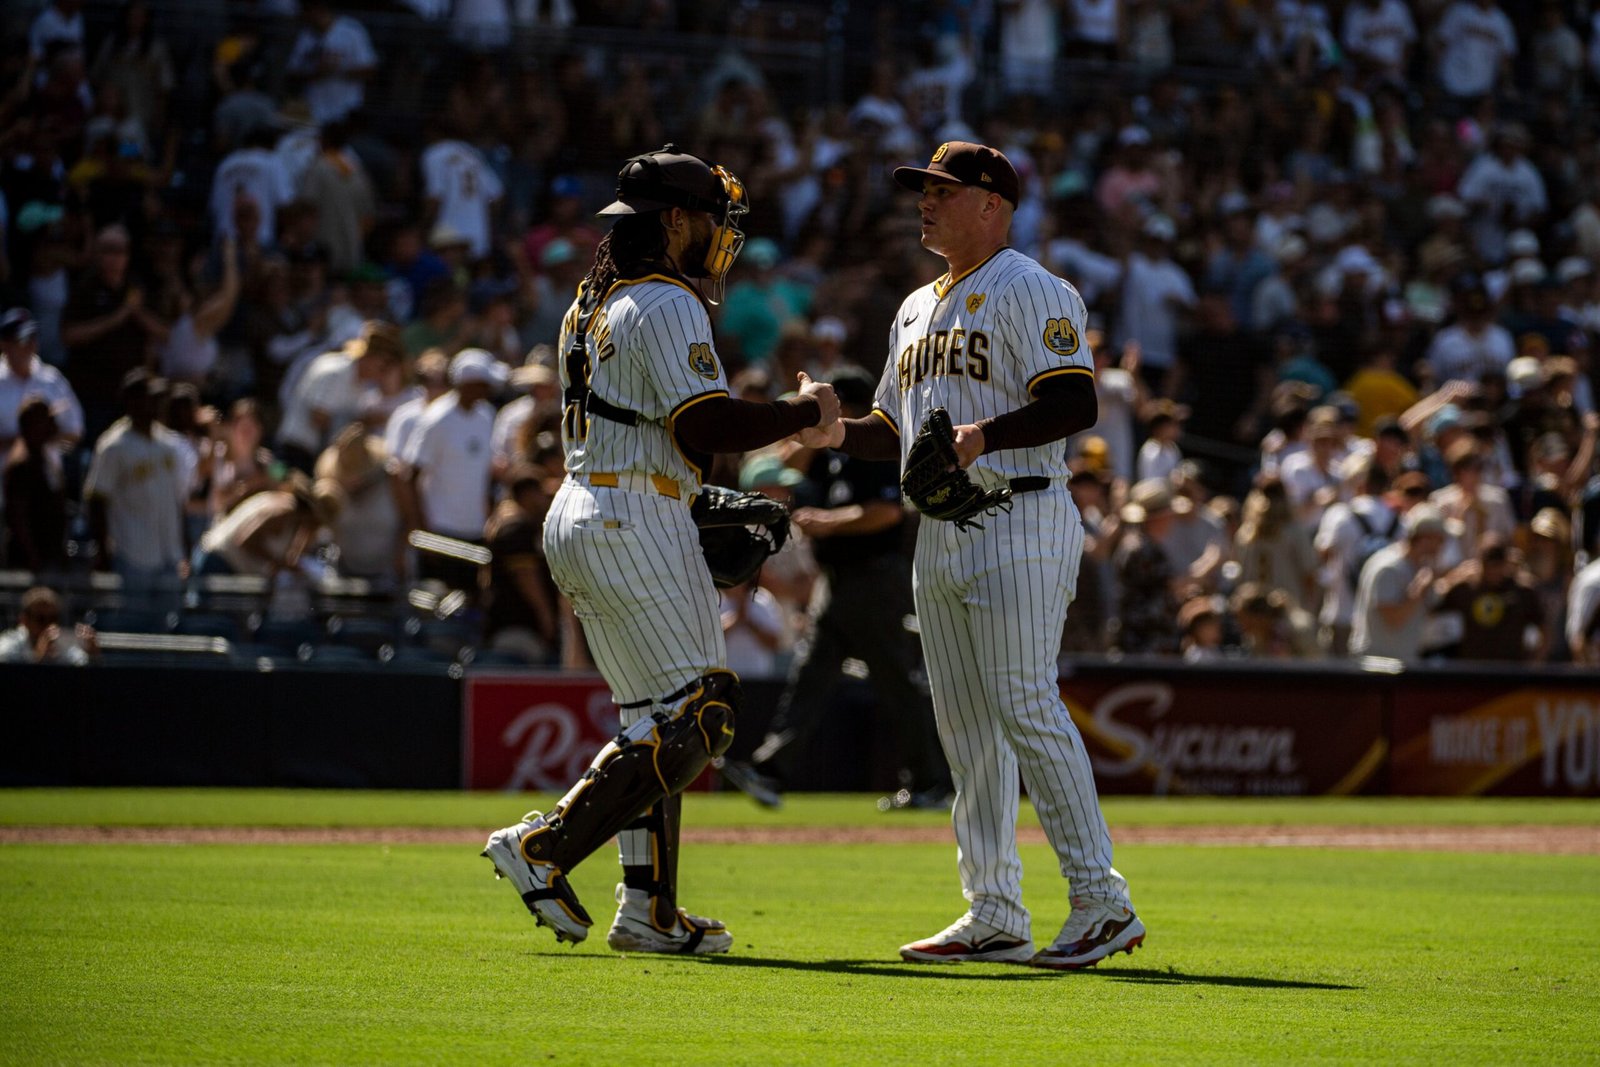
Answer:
[{"left": 900, "top": 407, "right": 1014, "bottom": 529}]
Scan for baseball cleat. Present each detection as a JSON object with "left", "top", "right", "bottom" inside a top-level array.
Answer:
[
  {"left": 1030, "top": 898, "right": 1145, "bottom": 970},
  {"left": 898, "top": 914, "right": 1035, "bottom": 964},
  {"left": 481, "top": 814, "right": 593, "bottom": 944},
  {"left": 606, "top": 884, "right": 733, "bottom": 955}
]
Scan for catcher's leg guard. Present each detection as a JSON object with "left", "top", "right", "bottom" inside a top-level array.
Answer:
[
  {"left": 623, "top": 794, "right": 685, "bottom": 932},
  {"left": 521, "top": 670, "right": 741, "bottom": 875}
]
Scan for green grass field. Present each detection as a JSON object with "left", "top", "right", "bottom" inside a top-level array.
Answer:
[{"left": 2, "top": 792, "right": 1598, "bottom": 1066}]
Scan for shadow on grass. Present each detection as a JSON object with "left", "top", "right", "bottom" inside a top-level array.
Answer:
[{"left": 527, "top": 952, "right": 1360, "bottom": 990}]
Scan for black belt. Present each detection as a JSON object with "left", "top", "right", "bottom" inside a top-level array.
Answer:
[
  {"left": 618, "top": 676, "right": 701, "bottom": 711},
  {"left": 1009, "top": 477, "right": 1051, "bottom": 494}
]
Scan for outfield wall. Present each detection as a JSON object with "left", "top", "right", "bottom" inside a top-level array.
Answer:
[{"left": 4, "top": 660, "right": 1598, "bottom": 796}]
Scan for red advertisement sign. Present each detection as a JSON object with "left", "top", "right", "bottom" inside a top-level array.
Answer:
[
  {"left": 463, "top": 674, "right": 619, "bottom": 792},
  {"left": 1060, "top": 677, "right": 1387, "bottom": 797},
  {"left": 1389, "top": 686, "right": 1600, "bottom": 796}
]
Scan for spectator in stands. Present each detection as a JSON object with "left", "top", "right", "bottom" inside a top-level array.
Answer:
[
  {"left": 1437, "top": 533, "right": 1543, "bottom": 662},
  {"left": 1315, "top": 462, "right": 1419, "bottom": 655},
  {"left": 1431, "top": 438, "right": 1515, "bottom": 560},
  {"left": 1279, "top": 408, "right": 1347, "bottom": 529},
  {"left": 276, "top": 320, "right": 404, "bottom": 473},
  {"left": 1163, "top": 461, "right": 1229, "bottom": 593},
  {"left": 1431, "top": 0, "right": 1516, "bottom": 107},
  {"left": 1178, "top": 594, "right": 1225, "bottom": 662},
  {"left": 0, "top": 586, "right": 96, "bottom": 665},
  {"left": 402, "top": 277, "right": 471, "bottom": 360},
  {"left": 155, "top": 236, "right": 240, "bottom": 388},
  {"left": 1234, "top": 474, "right": 1319, "bottom": 615},
  {"left": 314, "top": 425, "right": 402, "bottom": 583},
  {"left": 300, "top": 121, "right": 376, "bottom": 275},
  {"left": 0, "top": 307, "right": 81, "bottom": 453},
  {"left": 421, "top": 127, "right": 504, "bottom": 262},
  {"left": 3, "top": 398, "right": 68, "bottom": 573},
  {"left": 720, "top": 577, "right": 788, "bottom": 681},
  {"left": 83, "top": 370, "right": 187, "bottom": 596},
  {"left": 1135, "top": 398, "right": 1186, "bottom": 483},
  {"left": 1112, "top": 478, "right": 1181, "bottom": 654},
  {"left": 1116, "top": 214, "right": 1193, "bottom": 395},
  {"left": 1350, "top": 503, "right": 1453, "bottom": 661},
  {"left": 1230, "top": 582, "right": 1319, "bottom": 659},
  {"left": 720, "top": 238, "right": 806, "bottom": 369},
  {"left": 383, "top": 348, "right": 450, "bottom": 462},
  {"left": 208, "top": 398, "right": 279, "bottom": 518},
  {"left": 88, "top": 1, "right": 174, "bottom": 136},
  {"left": 482, "top": 464, "right": 559, "bottom": 663},
  {"left": 398, "top": 348, "right": 503, "bottom": 594},
  {"left": 192, "top": 473, "right": 341, "bottom": 580},
  {"left": 1566, "top": 555, "right": 1600, "bottom": 665},
  {"left": 492, "top": 349, "right": 557, "bottom": 474},
  {"left": 28, "top": 0, "right": 83, "bottom": 61},
  {"left": 62, "top": 224, "right": 166, "bottom": 443},
  {"left": 1457, "top": 124, "right": 1545, "bottom": 267},
  {"left": 1341, "top": 0, "right": 1416, "bottom": 87},
  {"left": 286, "top": 0, "right": 378, "bottom": 125},
  {"left": 210, "top": 126, "right": 294, "bottom": 248},
  {"left": 1423, "top": 277, "right": 1514, "bottom": 387}
]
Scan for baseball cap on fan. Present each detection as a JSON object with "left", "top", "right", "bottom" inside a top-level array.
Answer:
[
  {"left": 0, "top": 307, "right": 39, "bottom": 341},
  {"left": 892, "top": 141, "right": 1019, "bottom": 207},
  {"left": 450, "top": 348, "right": 508, "bottom": 387}
]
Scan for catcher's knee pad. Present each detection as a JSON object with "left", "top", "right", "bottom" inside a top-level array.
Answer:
[{"left": 521, "top": 670, "right": 741, "bottom": 874}]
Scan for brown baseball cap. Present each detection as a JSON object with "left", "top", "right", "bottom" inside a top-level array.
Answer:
[{"left": 893, "top": 141, "right": 1019, "bottom": 206}]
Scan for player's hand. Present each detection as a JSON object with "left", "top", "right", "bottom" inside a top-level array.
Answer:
[
  {"left": 796, "top": 372, "right": 839, "bottom": 426},
  {"left": 794, "top": 420, "right": 844, "bottom": 450},
  {"left": 790, "top": 506, "right": 830, "bottom": 537},
  {"left": 952, "top": 423, "right": 984, "bottom": 469}
]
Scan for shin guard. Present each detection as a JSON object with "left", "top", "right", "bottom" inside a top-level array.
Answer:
[{"left": 522, "top": 670, "right": 740, "bottom": 875}]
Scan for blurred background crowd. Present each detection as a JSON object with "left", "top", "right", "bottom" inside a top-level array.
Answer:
[{"left": 3, "top": 0, "right": 1600, "bottom": 672}]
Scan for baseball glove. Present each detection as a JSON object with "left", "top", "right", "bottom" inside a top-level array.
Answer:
[
  {"left": 900, "top": 408, "right": 1013, "bottom": 530},
  {"left": 691, "top": 484, "right": 791, "bottom": 588}
]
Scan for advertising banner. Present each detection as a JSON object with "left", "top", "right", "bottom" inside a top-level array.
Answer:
[
  {"left": 1061, "top": 677, "right": 1386, "bottom": 796},
  {"left": 1389, "top": 686, "right": 1600, "bottom": 796},
  {"left": 463, "top": 674, "right": 619, "bottom": 792}
]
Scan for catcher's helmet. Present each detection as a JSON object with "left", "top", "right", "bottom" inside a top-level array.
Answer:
[{"left": 598, "top": 144, "right": 749, "bottom": 289}]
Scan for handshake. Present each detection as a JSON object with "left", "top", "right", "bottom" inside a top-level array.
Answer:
[{"left": 793, "top": 372, "right": 846, "bottom": 449}]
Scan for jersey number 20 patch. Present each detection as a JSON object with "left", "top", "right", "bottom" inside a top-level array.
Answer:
[
  {"left": 688, "top": 342, "right": 719, "bottom": 379},
  {"left": 1042, "top": 317, "right": 1079, "bottom": 357}
]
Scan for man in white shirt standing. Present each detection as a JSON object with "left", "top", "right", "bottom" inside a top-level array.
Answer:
[
  {"left": 421, "top": 131, "right": 504, "bottom": 261},
  {"left": 1341, "top": 0, "right": 1415, "bottom": 85},
  {"left": 0, "top": 309, "right": 82, "bottom": 453},
  {"left": 277, "top": 321, "right": 405, "bottom": 473},
  {"left": 1566, "top": 556, "right": 1600, "bottom": 664},
  {"left": 1432, "top": 0, "right": 1516, "bottom": 105},
  {"left": 1457, "top": 125, "right": 1546, "bottom": 267},
  {"left": 286, "top": 0, "right": 378, "bottom": 125},
  {"left": 399, "top": 348, "right": 504, "bottom": 594},
  {"left": 83, "top": 371, "right": 188, "bottom": 603},
  {"left": 1116, "top": 214, "right": 1195, "bottom": 394}
]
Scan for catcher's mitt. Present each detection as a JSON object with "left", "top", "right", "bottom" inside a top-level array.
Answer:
[
  {"left": 691, "top": 484, "right": 791, "bottom": 588},
  {"left": 901, "top": 408, "right": 1013, "bottom": 530}
]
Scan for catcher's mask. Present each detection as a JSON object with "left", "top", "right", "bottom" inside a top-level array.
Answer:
[{"left": 598, "top": 144, "right": 748, "bottom": 300}]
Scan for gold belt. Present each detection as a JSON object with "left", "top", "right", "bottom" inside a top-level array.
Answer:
[{"left": 583, "top": 471, "right": 688, "bottom": 501}]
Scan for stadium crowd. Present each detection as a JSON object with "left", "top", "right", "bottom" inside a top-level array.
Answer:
[{"left": 3, "top": 0, "right": 1600, "bottom": 670}]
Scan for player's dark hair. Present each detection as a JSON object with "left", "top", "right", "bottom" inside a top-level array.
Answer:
[{"left": 585, "top": 213, "right": 671, "bottom": 297}]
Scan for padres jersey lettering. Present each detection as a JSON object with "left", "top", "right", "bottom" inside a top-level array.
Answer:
[
  {"left": 557, "top": 275, "right": 729, "bottom": 486},
  {"left": 874, "top": 248, "right": 1094, "bottom": 482}
]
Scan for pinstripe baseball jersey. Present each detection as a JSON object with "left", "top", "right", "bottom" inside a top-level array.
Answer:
[
  {"left": 872, "top": 248, "right": 1094, "bottom": 478},
  {"left": 557, "top": 276, "right": 728, "bottom": 486}
]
